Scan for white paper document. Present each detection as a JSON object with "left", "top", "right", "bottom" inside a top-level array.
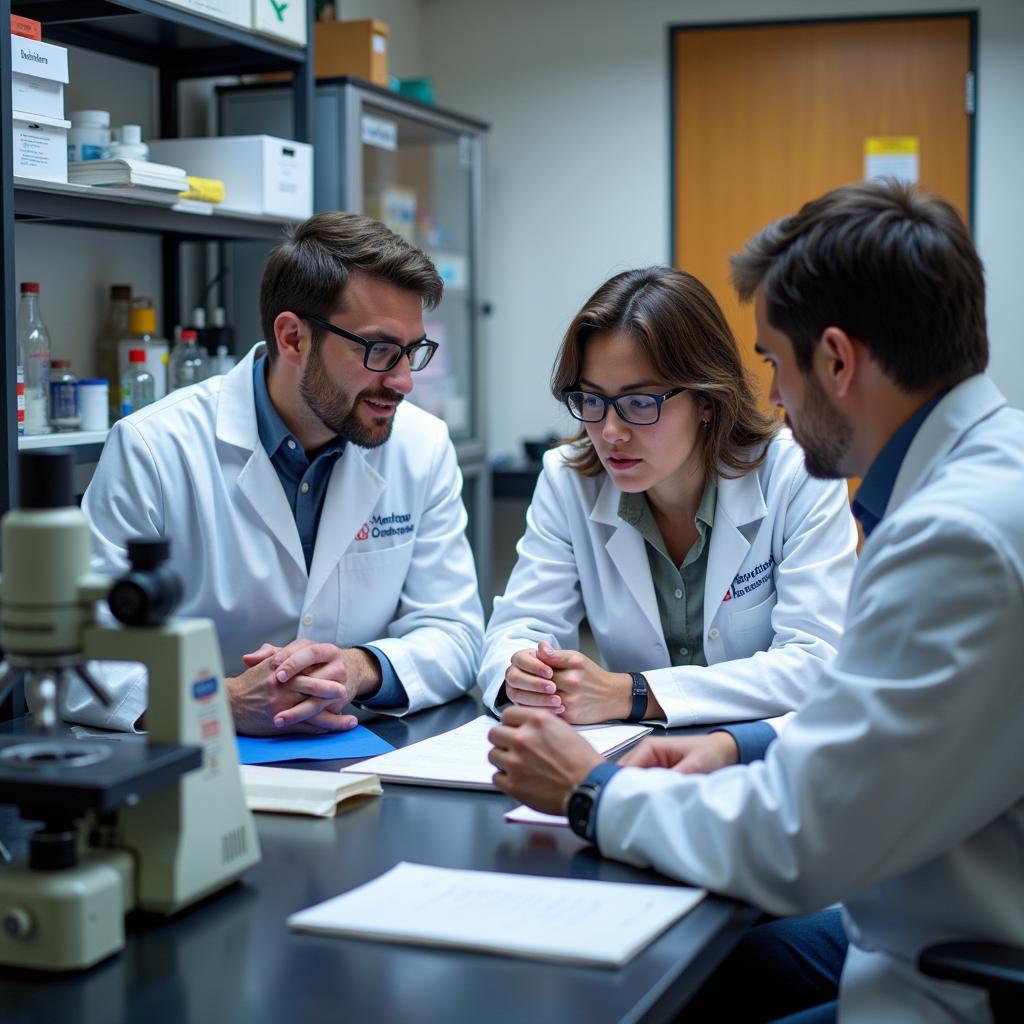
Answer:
[
  {"left": 340, "top": 715, "right": 651, "bottom": 790},
  {"left": 288, "top": 861, "right": 706, "bottom": 967},
  {"left": 505, "top": 804, "right": 570, "bottom": 828}
]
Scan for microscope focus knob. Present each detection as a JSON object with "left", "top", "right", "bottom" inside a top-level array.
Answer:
[{"left": 2, "top": 907, "right": 35, "bottom": 940}]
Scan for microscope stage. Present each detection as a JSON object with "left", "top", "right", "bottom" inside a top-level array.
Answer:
[{"left": 0, "top": 734, "right": 201, "bottom": 821}]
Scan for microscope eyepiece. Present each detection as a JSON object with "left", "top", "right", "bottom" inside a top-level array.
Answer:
[{"left": 108, "top": 537, "right": 183, "bottom": 627}]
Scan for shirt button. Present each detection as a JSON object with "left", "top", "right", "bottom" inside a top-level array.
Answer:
[
  {"left": 708, "top": 628, "right": 720, "bottom": 640},
  {"left": 679, "top": 646, "right": 689, "bottom": 657},
  {"left": 287, "top": 439, "right": 297, "bottom": 450},
  {"left": 300, "top": 482, "right": 310, "bottom": 494},
  {"left": 302, "top": 614, "right": 313, "bottom": 626},
  {"left": 674, "top": 588, "right": 683, "bottom": 599}
]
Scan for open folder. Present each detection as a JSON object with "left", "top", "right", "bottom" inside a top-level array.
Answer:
[
  {"left": 340, "top": 715, "right": 651, "bottom": 790},
  {"left": 288, "top": 861, "right": 706, "bottom": 967}
]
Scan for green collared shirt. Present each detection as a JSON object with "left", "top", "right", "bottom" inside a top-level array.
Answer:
[{"left": 618, "top": 480, "right": 717, "bottom": 668}]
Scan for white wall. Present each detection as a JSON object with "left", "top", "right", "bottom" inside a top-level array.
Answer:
[{"left": 419, "top": 0, "right": 1024, "bottom": 459}]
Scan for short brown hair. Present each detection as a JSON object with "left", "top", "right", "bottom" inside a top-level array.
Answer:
[
  {"left": 259, "top": 212, "right": 444, "bottom": 361},
  {"left": 551, "top": 267, "right": 780, "bottom": 479},
  {"left": 730, "top": 180, "right": 988, "bottom": 391}
]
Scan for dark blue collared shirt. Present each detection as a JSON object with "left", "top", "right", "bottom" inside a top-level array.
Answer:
[
  {"left": 851, "top": 393, "right": 946, "bottom": 538},
  {"left": 252, "top": 355, "right": 406, "bottom": 709}
]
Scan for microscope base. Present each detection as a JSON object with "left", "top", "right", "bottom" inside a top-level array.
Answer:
[{"left": 0, "top": 848, "right": 134, "bottom": 971}]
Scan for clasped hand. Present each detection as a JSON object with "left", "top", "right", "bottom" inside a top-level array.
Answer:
[
  {"left": 504, "top": 641, "right": 632, "bottom": 723},
  {"left": 228, "top": 638, "right": 380, "bottom": 736}
]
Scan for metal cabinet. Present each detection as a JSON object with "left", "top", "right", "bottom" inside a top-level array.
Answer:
[{"left": 219, "top": 79, "right": 491, "bottom": 596}]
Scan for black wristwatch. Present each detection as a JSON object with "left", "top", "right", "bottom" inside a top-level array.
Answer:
[
  {"left": 566, "top": 764, "right": 619, "bottom": 842},
  {"left": 566, "top": 779, "right": 602, "bottom": 842},
  {"left": 626, "top": 671, "right": 649, "bottom": 722}
]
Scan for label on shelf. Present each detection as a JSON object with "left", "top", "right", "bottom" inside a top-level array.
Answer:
[{"left": 361, "top": 114, "right": 397, "bottom": 152}]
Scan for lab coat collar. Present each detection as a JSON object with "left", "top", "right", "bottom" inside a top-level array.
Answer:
[
  {"left": 591, "top": 455, "right": 769, "bottom": 635},
  {"left": 888, "top": 374, "right": 1006, "bottom": 515},
  {"left": 216, "top": 343, "right": 305, "bottom": 575},
  {"left": 215, "top": 342, "right": 266, "bottom": 452}
]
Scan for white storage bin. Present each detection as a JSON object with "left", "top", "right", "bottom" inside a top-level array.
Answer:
[
  {"left": 12, "top": 110, "right": 70, "bottom": 183},
  {"left": 147, "top": 135, "right": 312, "bottom": 219},
  {"left": 150, "top": 0, "right": 251, "bottom": 29},
  {"left": 10, "top": 35, "right": 68, "bottom": 120},
  {"left": 252, "top": 0, "right": 307, "bottom": 46}
]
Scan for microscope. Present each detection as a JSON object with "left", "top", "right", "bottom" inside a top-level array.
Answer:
[{"left": 0, "top": 450, "right": 259, "bottom": 971}]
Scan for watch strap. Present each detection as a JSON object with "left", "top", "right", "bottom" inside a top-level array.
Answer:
[{"left": 627, "top": 671, "right": 649, "bottom": 722}]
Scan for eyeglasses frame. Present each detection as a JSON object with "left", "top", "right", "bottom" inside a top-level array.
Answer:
[
  {"left": 560, "top": 386, "right": 687, "bottom": 426},
  {"left": 297, "top": 312, "right": 439, "bottom": 372}
]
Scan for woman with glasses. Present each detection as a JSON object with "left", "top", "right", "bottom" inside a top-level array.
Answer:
[{"left": 480, "top": 266, "right": 857, "bottom": 764}]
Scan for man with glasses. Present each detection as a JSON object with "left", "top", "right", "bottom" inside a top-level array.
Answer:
[{"left": 67, "top": 212, "right": 484, "bottom": 735}]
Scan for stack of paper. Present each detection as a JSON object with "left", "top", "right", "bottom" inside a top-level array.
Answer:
[
  {"left": 288, "top": 862, "right": 706, "bottom": 967},
  {"left": 341, "top": 715, "right": 651, "bottom": 790},
  {"left": 240, "top": 765, "right": 381, "bottom": 818},
  {"left": 68, "top": 158, "right": 189, "bottom": 194}
]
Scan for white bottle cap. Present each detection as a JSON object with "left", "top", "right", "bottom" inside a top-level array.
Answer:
[
  {"left": 121, "top": 124, "right": 143, "bottom": 144},
  {"left": 191, "top": 307, "right": 207, "bottom": 329},
  {"left": 212, "top": 307, "right": 227, "bottom": 327},
  {"left": 70, "top": 110, "right": 110, "bottom": 127}
]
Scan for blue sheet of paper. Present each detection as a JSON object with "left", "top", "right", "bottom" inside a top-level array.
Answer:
[{"left": 236, "top": 726, "right": 395, "bottom": 765}]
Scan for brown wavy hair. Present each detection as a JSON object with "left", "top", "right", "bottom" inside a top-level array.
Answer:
[{"left": 551, "top": 266, "right": 779, "bottom": 479}]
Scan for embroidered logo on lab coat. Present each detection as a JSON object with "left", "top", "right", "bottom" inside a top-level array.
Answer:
[
  {"left": 728, "top": 555, "right": 776, "bottom": 601},
  {"left": 355, "top": 512, "right": 415, "bottom": 541}
]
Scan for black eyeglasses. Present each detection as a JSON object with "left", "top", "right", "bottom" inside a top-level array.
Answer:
[
  {"left": 297, "top": 312, "right": 439, "bottom": 372},
  {"left": 561, "top": 387, "right": 686, "bottom": 425}
]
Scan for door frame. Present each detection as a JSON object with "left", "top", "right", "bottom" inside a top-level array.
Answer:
[{"left": 666, "top": 10, "right": 979, "bottom": 264}]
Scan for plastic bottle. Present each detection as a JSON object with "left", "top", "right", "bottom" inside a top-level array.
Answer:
[
  {"left": 108, "top": 124, "right": 149, "bottom": 161},
  {"left": 49, "top": 359, "right": 81, "bottom": 432},
  {"left": 121, "top": 350, "right": 155, "bottom": 417},
  {"left": 97, "top": 283, "right": 132, "bottom": 422},
  {"left": 168, "top": 328, "right": 209, "bottom": 391},
  {"left": 67, "top": 109, "right": 111, "bottom": 162},
  {"left": 118, "top": 298, "right": 168, "bottom": 401},
  {"left": 17, "top": 282, "right": 51, "bottom": 435},
  {"left": 204, "top": 306, "right": 236, "bottom": 361}
]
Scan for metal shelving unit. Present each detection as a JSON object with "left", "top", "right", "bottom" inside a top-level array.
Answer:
[{"left": 0, "top": 0, "right": 315, "bottom": 515}]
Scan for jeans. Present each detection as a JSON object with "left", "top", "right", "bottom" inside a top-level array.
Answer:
[{"left": 679, "top": 907, "right": 847, "bottom": 1023}]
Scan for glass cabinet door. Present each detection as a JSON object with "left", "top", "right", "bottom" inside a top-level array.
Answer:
[{"left": 355, "top": 103, "right": 478, "bottom": 446}]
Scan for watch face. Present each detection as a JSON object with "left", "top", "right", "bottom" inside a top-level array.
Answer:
[{"left": 567, "top": 789, "right": 594, "bottom": 839}]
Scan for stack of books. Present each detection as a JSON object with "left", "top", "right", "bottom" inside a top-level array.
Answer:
[{"left": 67, "top": 158, "right": 189, "bottom": 205}]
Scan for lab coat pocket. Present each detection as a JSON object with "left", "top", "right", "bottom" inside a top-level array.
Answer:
[
  {"left": 336, "top": 540, "right": 416, "bottom": 644},
  {"left": 341, "top": 539, "right": 416, "bottom": 575},
  {"left": 723, "top": 592, "right": 776, "bottom": 660}
]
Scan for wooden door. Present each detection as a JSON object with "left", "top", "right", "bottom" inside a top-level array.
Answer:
[{"left": 672, "top": 16, "right": 974, "bottom": 411}]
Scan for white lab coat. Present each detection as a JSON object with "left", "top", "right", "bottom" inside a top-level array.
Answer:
[
  {"left": 67, "top": 344, "right": 484, "bottom": 732},
  {"left": 480, "top": 431, "right": 858, "bottom": 726},
  {"left": 596, "top": 375, "right": 1024, "bottom": 1022}
]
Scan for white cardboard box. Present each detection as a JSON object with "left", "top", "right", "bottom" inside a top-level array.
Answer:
[
  {"left": 252, "top": 0, "right": 307, "bottom": 46},
  {"left": 147, "top": 135, "right": 312, "bottom": 219},
  {"left": 10, "top": 35, "right": 68, "bottom": 120},
  {"left": 12, "top": 110, "right": 70, "bottom": 183},
  {"left": 151, "top": 0, "right": 251, "bottom": 29}
]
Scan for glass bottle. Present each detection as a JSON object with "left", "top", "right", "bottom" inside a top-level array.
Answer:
[
  {"left": 49, "top": 359, "right": 81, "bottom": 432},
  {"left": 121, "top": 349, "right": 155, "bottom": 417},
  {"left": 118, "top": 298, "right": 168, "bottom": 403},
  {"left": 17, "top": 282, "right": 52, "bottom": 435},
  {"left": 168, "top": 328, "right": 209, "bottom": 391},
  {"left": 97, "top": 284, "right": 132, "bottom": 422}
]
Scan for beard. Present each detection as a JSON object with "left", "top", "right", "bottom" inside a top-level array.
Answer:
[
  {"left": 789, "top": 374, "right": 852, "bottom": 479},
  {"left": 299, "top": 346, "right": 403, "bottom": 449}
]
